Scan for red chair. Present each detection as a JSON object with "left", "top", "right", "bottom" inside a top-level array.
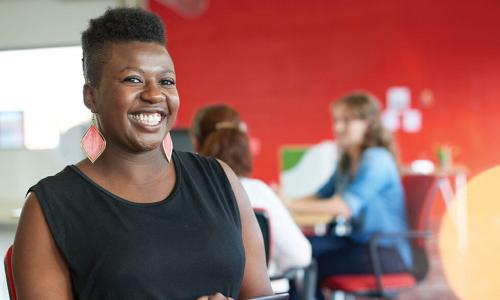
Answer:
[
  {"left": 319, "top": 175, "right": 438, "bottom": 299},
  {"left": 4, "top": 245, "right": 17, "bottom": 300}
]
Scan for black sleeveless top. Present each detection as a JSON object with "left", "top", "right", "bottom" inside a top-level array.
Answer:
[{"left": 29, "top": 151, "right": 245, "bottom": 300}]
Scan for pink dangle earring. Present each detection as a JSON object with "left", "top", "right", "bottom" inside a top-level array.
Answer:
[
  {"left": 162, "top": 132, "right": 173, "bottom": 163},
  {"left": 81, "top": 114, "right": 106, "bottom": 163}
]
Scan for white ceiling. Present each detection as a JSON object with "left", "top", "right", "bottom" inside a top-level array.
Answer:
[{"left": 0, "top": 0, "right": 127, "bottom": 49}]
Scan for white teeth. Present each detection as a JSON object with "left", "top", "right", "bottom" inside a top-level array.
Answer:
[{"left": 130, "top": 113, "right": 162, "bottom": 125}]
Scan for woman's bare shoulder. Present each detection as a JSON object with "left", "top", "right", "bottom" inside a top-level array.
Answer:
[{"left": 12, "top": 192, "right": 73, "bottom": 300}]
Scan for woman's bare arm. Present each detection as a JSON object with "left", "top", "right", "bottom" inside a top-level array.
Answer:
[
  {"left": 12, "top": 193, "right": 73, "bottom": 300},
  {"left": 286, "top": 195, "right": 351, "bottom": 217},
  {"left": 218, "top": 160, "right": 273, "bottom": 299}
]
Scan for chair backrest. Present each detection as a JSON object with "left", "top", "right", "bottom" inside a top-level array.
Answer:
[
  {"left": 401, "top": 175, "right": 437, "bottom": 281},
  {"left": 4, "top": 245, "right": 16, "bottom": 300},
  {"left": 254, "top": 208, "right": 271, "bottom": 266},
  {"left": 402, "top": 175, "right": 438, "bottom": 234}
]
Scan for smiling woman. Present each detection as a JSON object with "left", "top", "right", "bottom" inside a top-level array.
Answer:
[
  {"left": 84, "top": 41, "right": 179, "bottom": 154},
  {"left": 11, "top": 7, "right": 272, "bottom": 300}
]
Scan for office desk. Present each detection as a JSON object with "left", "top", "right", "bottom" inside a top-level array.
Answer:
[{"left": 292, "top": 212, "right": 334, "bottom": 236}]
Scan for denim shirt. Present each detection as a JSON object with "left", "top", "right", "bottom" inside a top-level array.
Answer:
[{"left": 316, "top": 147, "right": 412, "bottom": 268}]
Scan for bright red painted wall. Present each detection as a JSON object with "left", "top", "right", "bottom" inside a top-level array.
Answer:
[{"left": 149, "top": 0, "right": 500, "bottom": 183}]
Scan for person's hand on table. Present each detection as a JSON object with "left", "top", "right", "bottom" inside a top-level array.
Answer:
[
  {"left": 197, "top": 292, "right": 234, "bottom": 300},
  {"left": 284, "top": 193, "right": 352, "bottom": 218},
  {"left": 328, "top": 195, "right": 352, "bottom": 219}
]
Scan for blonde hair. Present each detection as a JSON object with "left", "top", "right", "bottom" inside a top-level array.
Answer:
[{"left": 332, "top": 92, "right": 399, "bottom": 173}]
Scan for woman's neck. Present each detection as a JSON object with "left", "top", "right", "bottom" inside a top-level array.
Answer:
[
  {"left": 83, "top": 143, "right": 171, "bottom": 185},
  {"left": 346, "top": 145, "right": 362, "bottom": 176}
]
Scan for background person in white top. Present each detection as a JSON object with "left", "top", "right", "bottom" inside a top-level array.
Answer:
[{"left": 191, "top": 105, "right": 312, "bottom": 284}]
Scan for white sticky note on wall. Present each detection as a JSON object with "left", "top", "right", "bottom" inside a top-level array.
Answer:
[
  {"left": 387, "top": 87, "right": 411, "bottom": 111},
  {"left": 381, "top": 109, "right": 400, "bottom": 132},
  {"left": 402, "top": 109, "right": 422, "bottom": 133}
]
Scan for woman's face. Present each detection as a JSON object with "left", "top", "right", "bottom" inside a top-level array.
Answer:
[
  {"left": 332, "top": 104, "right": 369, "bottom": 149},
  {"left": 85, "top": 41, "right": 179, "bottom": 153}
]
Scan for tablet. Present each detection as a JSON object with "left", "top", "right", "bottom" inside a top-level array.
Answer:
[{"left": 247, "top": 294, "right": 289, "bottom": 300}]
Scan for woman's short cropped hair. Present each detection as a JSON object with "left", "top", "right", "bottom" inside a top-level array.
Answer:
[{"left": 81, "top": 7, "right": 166, "bottom": 86}]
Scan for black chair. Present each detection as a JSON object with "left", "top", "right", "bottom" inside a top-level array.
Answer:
[
  {"left": 254, "top": 209, "right": 317, "bottom": 300},
  {"left": 255, "top": 209, "right": 271, "bottom": 265}
]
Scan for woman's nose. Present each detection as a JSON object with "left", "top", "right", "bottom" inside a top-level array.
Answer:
[
  {"left": 334, "top": 121, "right": 344, "bottom": 134},
  {"left": 140, "top": 83, "right": 165, "bottom": 103}
]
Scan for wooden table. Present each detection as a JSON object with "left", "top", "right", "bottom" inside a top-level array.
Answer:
[
  {"left": 292, "top": 212, "right": 334, "bottom": 227},
  {"left": 292, "top": 212, "right": 334, "bottom": 236}
]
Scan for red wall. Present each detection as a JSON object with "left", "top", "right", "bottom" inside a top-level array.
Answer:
[{"left": 149, "top": 0, "right": 500, "bottom": 183}]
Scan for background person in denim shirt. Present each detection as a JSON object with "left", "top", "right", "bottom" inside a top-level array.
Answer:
[{"left": 286, "top": 92, "right": 412, "bottom": 296}]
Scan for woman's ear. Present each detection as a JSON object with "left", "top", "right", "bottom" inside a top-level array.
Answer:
[{"left": 83, "top": 83, "right": 97, "bottom": 113}]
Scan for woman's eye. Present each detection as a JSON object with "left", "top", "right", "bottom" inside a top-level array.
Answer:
[
  {"left": 160, "top": 78, "right": 176, "bottom": 86},
  {"left": 123, "top": 76, "right": 142, "bottom": 84}
]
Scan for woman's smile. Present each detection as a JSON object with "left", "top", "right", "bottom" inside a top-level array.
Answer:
[{"left": 128, "top": 112, "right": 166, "bottom": 130}]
